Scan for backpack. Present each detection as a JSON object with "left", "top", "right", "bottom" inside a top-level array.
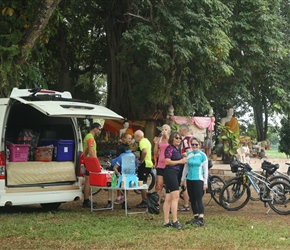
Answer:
[{"left": 146, "top": 192, "right": 160, "bottom": 214}]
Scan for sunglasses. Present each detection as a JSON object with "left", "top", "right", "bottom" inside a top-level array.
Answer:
[
  {"left": 191, "top": 143, "right": 199, "bottom": 146},
  {"left": 174, "top": 137, "right": 182, "bottom": 140}
]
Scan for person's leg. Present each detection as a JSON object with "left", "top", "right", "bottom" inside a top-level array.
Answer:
[
  {"left": 155, "top": 169, "right": 164, "bottom": 205},
  {"left": 182, "top": 189, "right": 190, "bottom": 208},
  {"left": 163, "top": 193, "right": 171, "bottom": 224},
  {"left": 83, "top": 174, "right": 95, "bottom": 208},
  {"left": 178, "top": 165, "right": 189, "bottom": 211},
  {"left": 186, "top": 180, "right": 199, "bottom": 224},
  {"left": 170, "top": 190, "right": 180, "bottom": 222},
  {"left": 104, "top": 190, "right": 112, "bottom": 208},
  {"left": 190, "top": 180, "right": 205, "bottom": 226},
  {"left": 136, "top": 164, "right": 150, "bottom": 207},
  {"left": 84, "top": 175, "right": 90, "bottom": 200}
]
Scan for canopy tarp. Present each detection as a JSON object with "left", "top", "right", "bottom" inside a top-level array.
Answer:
[
  {"left": 170, "top": 116, "right": 215, "bottom": 130},
  {"left": 103, "top": 119, "right": 146, "bottom": 134}
]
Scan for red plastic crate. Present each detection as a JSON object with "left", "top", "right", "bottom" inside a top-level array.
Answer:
[{"left": 7, "top": 144, "right": 29, "bottom": 162}]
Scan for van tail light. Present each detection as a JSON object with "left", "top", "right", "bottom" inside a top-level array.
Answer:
[
  {"left": 79, "top": 153, "right": 85, "bottom": 177},
  {"left": 0, "top": 152, "right": 6, "bottom": 179}
]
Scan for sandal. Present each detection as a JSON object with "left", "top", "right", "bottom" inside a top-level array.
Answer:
[{"left": 178, "top": 205, "right": 190, "bottom": 212}]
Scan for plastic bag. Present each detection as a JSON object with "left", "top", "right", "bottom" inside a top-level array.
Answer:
[{"left": 146, "top": 192, "right": 160, "bottom": 214}]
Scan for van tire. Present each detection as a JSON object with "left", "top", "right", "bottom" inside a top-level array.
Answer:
[{"left": 40, "top": 202, "right": 61, "bottom": 210}]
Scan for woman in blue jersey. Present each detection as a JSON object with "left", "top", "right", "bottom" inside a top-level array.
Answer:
[{"left": 181, "top": 137, "right": 208, "bottom": 226}]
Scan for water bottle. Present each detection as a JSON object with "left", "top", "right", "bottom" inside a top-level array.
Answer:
[
  {"left": 121, "top": 150, "right": 135, "bottom": 175},
  {"left": 111, "top": 173, "right": 117, "bottom": 188}
]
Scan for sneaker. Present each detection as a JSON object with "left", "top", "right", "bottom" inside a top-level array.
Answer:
[
  {"left": 163, "top": 221, "right": 173, "bottom": 228},
  {"left": 186, "top": 218, "right": 199, "bottom": 225},
  {"left": 104, "top": 202, "right": 112, "bottom": 209},
  {"left": 172, "top": 221, "right": 184, "bottom": 230},
  {"left": 178, "top": 205, "right": 190, "bottom": 212},
  {"left": 191, "top": 219, "right": 204, "bottom": 227},
  {"left": 114, "top": 199, "right": 122, "bottom": 205},
  {"left": 121, "top": 202, "right": 131, "bottom": 210},
  {"left": 136, "top": 201, "right": 147, "bottom": 208},
  {"left": 82, "top": 200, "right": 97, "bottom": 208}
]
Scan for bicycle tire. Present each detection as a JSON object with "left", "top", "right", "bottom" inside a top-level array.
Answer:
[
  {"left": 208, "top": 175, "right": 225, "bottom": 206},
  {"left": 269, "top": 175, "right": 290, "bottom": 185},
  {"left": 267, "top": 180, "right": 290, "bottom": 215},
  {"left": 219, "top": 179, "right": 250, "bottom": 211},
  {"left": 134, "top": 170, "right": 156, "bottom": 194}
]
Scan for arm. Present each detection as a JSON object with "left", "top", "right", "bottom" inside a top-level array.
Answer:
[
  {"left": 139, "top": 148, "right": 147, "bottom": 164},
  {"left": 165, "top": 157, "right": 187, "bottom": 166},
  {"left": 202, "top": 157, "right": 209, "bottom": 189},
  {"left": 153, "top": 136, "right": 160, "bottom": 156},
  {"left": 113, "top": 164, "right": 121, "bottom": 176},
  {"left": 87, "top": 138, "right": 96, "bottom": 158}
]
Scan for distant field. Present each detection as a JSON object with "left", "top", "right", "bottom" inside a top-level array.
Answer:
[{"left": 266, "top": 145, "right": 288, "bottom": 158}]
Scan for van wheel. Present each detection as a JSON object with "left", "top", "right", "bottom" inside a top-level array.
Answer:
[{"left": 40, "top": 202, "right": 61, "bottom": 210}]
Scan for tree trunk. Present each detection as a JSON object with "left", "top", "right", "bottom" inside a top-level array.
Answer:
[
  {"left": 19, "top": 0, "right": 61, "bottom": 52},
  {"left": 104, "top": 0, "right": 137, "bottom": 119}
]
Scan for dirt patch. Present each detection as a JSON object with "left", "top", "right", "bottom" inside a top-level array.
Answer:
[{"left": 59, "top": 187, "right": 290, "bottom": 223}]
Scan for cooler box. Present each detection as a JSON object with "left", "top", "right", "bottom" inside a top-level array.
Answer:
[
  {"left": 84, "top": 157, "right": 101, "bottom": 172},
  {"left": 90, "top": 172, "right": 107, "bottom": 186},
  {"left": 42, "top": 140, "right": 74, "bottom": 161},
  {"left": 7, "top": 143, "right": 29, "bottom": 162}
]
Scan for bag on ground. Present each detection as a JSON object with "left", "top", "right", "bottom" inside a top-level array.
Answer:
[{"left": 146, "top": 192, "right": 160, "bottom": 214}]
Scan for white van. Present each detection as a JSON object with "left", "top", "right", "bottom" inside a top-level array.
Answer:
[{"left": 0, "top": 88, "right": 122, "bottom": 209}]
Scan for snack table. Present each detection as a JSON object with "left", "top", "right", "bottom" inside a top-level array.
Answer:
[{"left": 90, "top": 184, "right": 148, "bottom": 216}]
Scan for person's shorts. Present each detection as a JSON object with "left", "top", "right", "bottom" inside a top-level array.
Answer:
[
  {"left": 156, "top": 168, "right": 165, "bottom": 177},
  {"left": 164, "top": 168, "right": 180, "bottom": 193},
  {"left": 137, "top": 162, "right": 152, "bottom": 182}
]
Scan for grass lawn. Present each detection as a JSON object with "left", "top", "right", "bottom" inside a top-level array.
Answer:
[{"left": 0, "top": 196, "right": 289, "bottom": 249}]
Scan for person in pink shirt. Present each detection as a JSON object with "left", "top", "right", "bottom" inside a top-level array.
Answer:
[{"left": 153, "top": 124, "right": 171, "bottom": 205}]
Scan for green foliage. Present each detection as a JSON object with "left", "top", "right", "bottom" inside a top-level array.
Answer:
[
  {"left": 218, "top": 122, "right": 240, "bottom": 156},
  {"left": 278, "top": 116, "right": 290, "bottom": 158}
]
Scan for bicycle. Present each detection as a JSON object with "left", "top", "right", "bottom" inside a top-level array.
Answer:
[
  {"left": 219, "top": 159, "right": 290, "bottom": 215},
  {"left": 226, "top": 158, "right": 290, "bottom": 202}
]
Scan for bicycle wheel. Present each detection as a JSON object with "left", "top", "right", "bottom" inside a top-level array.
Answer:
[
  {"left": 209, "top": 175, "right": 225, "bottom": 206},
  {"left": 267, "top": 181, "right": 290, "bottom": 215},
  {"left": 134, "top": 170, "right": 156, "bottom": 194},
  {"left": 269, "top": 175, "right": 290, "bottom": 185},
  {"left": 219, "top": 180, "right": 250, "bottom": 211}
]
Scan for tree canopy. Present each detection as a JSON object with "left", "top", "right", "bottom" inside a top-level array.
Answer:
[{"left": 1, "top": 0, "right": 290, "bottom": 142}]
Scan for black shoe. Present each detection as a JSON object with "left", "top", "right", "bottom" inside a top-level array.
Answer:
[
  {"left": 122, "top": 202, "right": 131, "bottom": 210},
  {"left": 163, "top": 221, "right": 173, "bottom": 227},
  {"left": 186, "top": 218, "right": 199, "bottom": 225},
  {"left": 82, "top": 200, "right": 96, "bottom": 208},
  {"left": 104, "top": 202, "right": 112, "bottom": 209},
  {"left": 136, "top": 201, "right": 147, "bottom": 208},
  {"left": 191, "top": 219, "right": 204, "bottom": 227},
  {"left": 172, "top": 221, "right": 184, "bottom": 230}
]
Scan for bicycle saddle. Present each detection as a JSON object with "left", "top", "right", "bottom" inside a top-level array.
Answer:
[{"left": 261, "top": 161, "right": 279, "bottom": 175}]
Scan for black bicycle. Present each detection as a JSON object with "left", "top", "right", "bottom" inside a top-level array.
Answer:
[{"left": 219, "top": 159, "right": 290, "bottom": 215}]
